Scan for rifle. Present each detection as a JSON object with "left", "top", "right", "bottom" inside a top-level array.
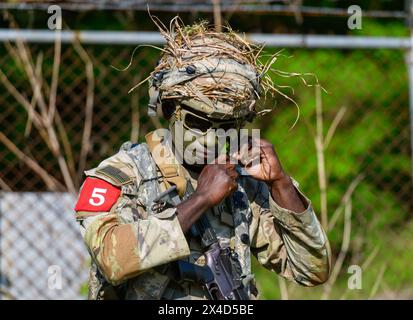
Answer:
[{"left": 152, "top": 183, "right": 251, "bottom": 300}]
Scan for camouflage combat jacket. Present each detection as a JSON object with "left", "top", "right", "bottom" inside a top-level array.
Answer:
[{"left": 75, "top": 139, "right": 331, "bottom": 300}]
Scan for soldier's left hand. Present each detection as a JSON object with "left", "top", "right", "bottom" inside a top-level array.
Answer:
[{"left": 234, "top": 138, "right": 286, "bottom": 184}]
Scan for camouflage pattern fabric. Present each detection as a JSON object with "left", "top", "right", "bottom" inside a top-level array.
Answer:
[{"left": 75, "top": 141, "right": 331, "bottom": 300}]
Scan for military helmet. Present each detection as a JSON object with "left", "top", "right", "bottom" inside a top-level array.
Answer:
[{"left": 147, "top": 20, "right": 263, "bottom": 121}]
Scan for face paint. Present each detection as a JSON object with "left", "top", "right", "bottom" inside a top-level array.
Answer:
[{"left": 169, "top": 107, "right": 244, "bottom": 165}]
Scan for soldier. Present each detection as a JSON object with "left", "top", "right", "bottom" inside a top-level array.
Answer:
[{"left": 74, "top": 20, "right": 331, "bottom": 300}]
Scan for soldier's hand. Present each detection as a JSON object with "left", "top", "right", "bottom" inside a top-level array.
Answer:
[
  {"left": 234, "top": 138, "right": 286, "bottom": 184},
  {"left": 195, "top": 155, "right": 239, "bottom": 208}
]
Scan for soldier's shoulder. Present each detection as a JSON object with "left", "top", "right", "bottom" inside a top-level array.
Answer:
[{"left": 84, "top": 141, "right": 149, "bottom": 187}]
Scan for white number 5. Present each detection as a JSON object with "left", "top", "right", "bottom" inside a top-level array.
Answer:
[{"left": 89, "top": 188, "right": 107, "bottom": 206}]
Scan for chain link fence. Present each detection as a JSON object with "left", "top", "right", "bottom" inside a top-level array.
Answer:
[
  {"left": 0, "top": 39, "right": 412, "bottom": 299},
  {"left": 0, "top": 192, "right": 88, "bottom": 299}
]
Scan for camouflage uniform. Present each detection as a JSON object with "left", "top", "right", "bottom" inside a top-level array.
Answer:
[{"left": 75, "top": 136, "right": 331, "bottom": 300}]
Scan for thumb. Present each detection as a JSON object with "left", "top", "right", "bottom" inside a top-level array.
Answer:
[{"left": 214, "top": 153, "right": 229, "bottom": 165}]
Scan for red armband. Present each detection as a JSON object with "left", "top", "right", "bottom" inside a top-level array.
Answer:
[{"left": 74, "top": 177, "right": 121, "bottom": 212}]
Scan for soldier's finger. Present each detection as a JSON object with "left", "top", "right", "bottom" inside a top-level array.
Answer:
[
  {"left": 235, "top": 141, "right": 250, "bottom": 162},
  {"left": 225, "top": 162, "right": 236, "bottom": 171},
  {"left": 229, "top": 180, "right": 238, "bottom": 192},
  {"left": 214, "top": 153, "right": 229, "bottom": 165},
  {"left": 226, "top": 168, "right": 239, "bottom": 180},
  {"left": 244, "top": 146, "right": 261, "bottom": 167}
]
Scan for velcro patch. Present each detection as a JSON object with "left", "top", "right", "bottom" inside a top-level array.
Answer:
[{"left": 74, "top": 177, "right": 121, "bottom": 212}]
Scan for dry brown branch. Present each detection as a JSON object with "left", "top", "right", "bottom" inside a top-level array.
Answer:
[
  {"left": 324, "top": 106, "right": 346, "bottom": 149},
  {"left": 47, "top": 28, "right": 62, "bottom": 126},
  {"left": 314, "top": 85, "right": 328, "bottom": 228},
  {"left": 300, "top": 68, "right": 363, "bottom": 300},
  {"left": 1, "top": 13, "right": 78, "bottom": 193},
  {"left": 14, "top": 33, "right": 49, "bottom": 119},
  {"left": 212, "top": 0, "right": 222, "bottom": 32},
  {"left": 10, "top": 19, "right": 75, "bottom": 193},
  {"left": 32, "top": 49, "right": 77, "bottom": 187},
  {"left": 321, "top": 198, "right": 353, "bottom": 300},
  {"left": 2, "top": 38, "right": 82, "bottom": 193},
  {"left": 73, "top": 40, "right": 95, "bottom": 179},
  {"left": 0, "top": 177, "right": 12, "bottom": 191},
  {"left": 4, "top": 40, "right": 36, "bottom": 137},
  {"left": 290, "top": 0, "right": 304, "bottom": 24},
  {"left": 26, "top": 30, "right": 77, "bottom": 186},
  {"left": 25, "top": 75, "right": 39, "bottom": 137},
  {"left": 0, "top": 67, "right": 40, "bottom": 126},
  {"left": 369, "top": 264, "right": 387, "bottom": 299},
  {"left": 362, "top": 246, "right": 380, "bottom": 270},
  {"left": 0, "top": 132, "right": 63, "bottom": 191},
  {"left": 310, "top": 85, "right": 363, "bottom": 233},
  {"left": 54, "top": 113, "right": 78, "bottom": 187},
  {"left": 130, "top": 75, "right": 141, "bottom": 143},
  {"left": 4, "top": 40, "right": 23, "bottom": 70},
  {"left": 0, "top": 67, "right": 54, "bottom": 152},
  {"left": 328, "top": 173, "right": 364, "bottom": 232}
]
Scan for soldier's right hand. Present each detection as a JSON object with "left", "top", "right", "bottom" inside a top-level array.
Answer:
[{"left": 195, "top": 155, "right": 239, "bottom": 208}]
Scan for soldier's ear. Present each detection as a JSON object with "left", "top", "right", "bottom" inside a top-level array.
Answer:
[{"left": 161, "top": 100, "right": 177, "bottom": 120}]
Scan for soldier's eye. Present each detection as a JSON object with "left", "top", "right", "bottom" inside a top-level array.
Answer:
[{"left": 184, "top": 113, "right": 213, "bottom": 133}]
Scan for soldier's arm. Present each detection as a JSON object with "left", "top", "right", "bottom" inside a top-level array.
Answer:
[
  {"left": 249, "top": 178, "right": 331, "bottom": 286},
  {"left": 75, "top": 177, "right": 191, "bottom": 286},
  {"left": 176, "top": 193, "right": 210, "bottom": 233},
  {"left": 177, "top": 160, "right": 239, "bottom": 233},
  {"left": 268, "top": 173, "right": 306, "bottom": 213},
  {"left": 76, "top": 156, "right": 239, "bottom": 286}
]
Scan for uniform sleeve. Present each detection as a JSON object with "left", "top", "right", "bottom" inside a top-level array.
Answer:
[
  {"left": 76, "top": 188, "right": 190, "bottom": 286},
  {"left": 249, "top": 178, "right": 331, "bottom": 286}
]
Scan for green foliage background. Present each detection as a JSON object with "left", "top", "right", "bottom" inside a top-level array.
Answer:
[{"left": 252, "top": 20, "right": 412, "bottom": 299}]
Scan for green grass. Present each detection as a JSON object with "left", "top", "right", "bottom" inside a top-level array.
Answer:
[{"left": 251, "top": 24, "right": 412, "bottom": 298}]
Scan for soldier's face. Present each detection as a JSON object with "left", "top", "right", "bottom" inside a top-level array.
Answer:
[{"left": 169, "top": 108, "right": 244, "bottom": 165}]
